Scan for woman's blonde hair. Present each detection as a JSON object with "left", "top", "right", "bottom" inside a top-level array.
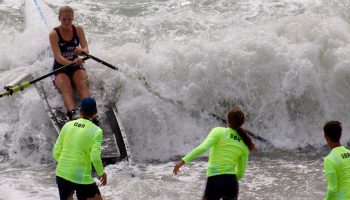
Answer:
[{"left": 58, "top": 6, "right": 74, "bottom": 19}]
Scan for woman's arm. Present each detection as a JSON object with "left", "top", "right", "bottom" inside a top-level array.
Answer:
[
  {"left": 172, "top": 128, "right": 220, "bottom": 175},
  {"left": 173, "top": 128, "right": 219, "bottom": 175},
  {"left": 49, "top": 30, "right": 75, "bottom": 66},
  {"left": 182, "top": 128, "right": 221, "bottom": 164},
  {"left": 75, "top": 25, "right": 89, "bottom": 55}
]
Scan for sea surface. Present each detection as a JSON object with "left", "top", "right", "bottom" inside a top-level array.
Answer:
[{"left": 1, "top": 0, "right": 350, "bottom": 199}]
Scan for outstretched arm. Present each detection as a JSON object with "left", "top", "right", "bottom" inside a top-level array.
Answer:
[
  {"left": 173, "top": 128, "right": 220, "bottom": 175},
  {"left": 182, "top": 128, "right": 220, "bottom": 164}
]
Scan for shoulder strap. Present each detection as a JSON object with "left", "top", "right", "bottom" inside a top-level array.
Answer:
[{"left": 53, "top": 27, "right": 63, "bottom": 41}]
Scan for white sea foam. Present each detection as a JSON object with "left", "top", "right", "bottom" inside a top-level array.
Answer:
[{"left": 0, "top": 0, "right": 346, "bottom": 199}]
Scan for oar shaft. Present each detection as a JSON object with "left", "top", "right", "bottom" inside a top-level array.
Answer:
[
  {"left": 0, "top": 57, "right": 90, "bottom": 98},
  {"left": 76, "top": 53, "right": 271, "bottom": 145},
  {"left": 30, "top": 56, "right": 90, "bottom": 84},
  {"left": 83, "top": 53, "right": 118, "bottom": 71}
]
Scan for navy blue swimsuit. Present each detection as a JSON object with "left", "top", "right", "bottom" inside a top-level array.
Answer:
[{"left": 53, "top": 25, "right": 80, "bottom": 70}]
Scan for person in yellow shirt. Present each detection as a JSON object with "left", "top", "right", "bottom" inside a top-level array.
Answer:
[
  {"left": 173, "top": 107, "right": 255, "bottom": 200},
  {"left": 53, "top": 97, "right": 107, "bottom": 200},
  {"left": 323, "top": 121, "right": 350, "bottom": 200}
]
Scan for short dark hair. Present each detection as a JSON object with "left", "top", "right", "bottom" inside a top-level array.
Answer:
[
  {"left": 80, "top": 98, "right": 97, "bottom": 116},
  {"left": 323, "top": 121, "right": 342, "bottom": 143}
]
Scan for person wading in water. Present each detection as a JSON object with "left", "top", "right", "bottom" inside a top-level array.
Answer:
[{"left": 173, "top": 107, "right": 255, "bottom": 200}]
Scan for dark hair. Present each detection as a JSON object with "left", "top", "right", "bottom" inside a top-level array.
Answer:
[
  {"left": 80, "top": 97, "right": 97, "bottom": 117},
  {"left": 82, "top": 110, "right": 96, "bottom": 116},
  {"left": 227, "top": 107, "right": 255, "bottom": 151},
  {"left": 323, "top": 121, "right": 342, "bottom": 143}
]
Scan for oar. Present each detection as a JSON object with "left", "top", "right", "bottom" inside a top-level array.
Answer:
[
  {"left": 0, "top": 56, "right": 90, "bottom": 98},
  {"left": 81, "top": 54, "right": 271, "bottom": 145},
  {"left": 209, "top": 113, "right": 271, "bottom": 144},
  {"left": 82, "top": 52, "right": 118, "bottom": 71}
]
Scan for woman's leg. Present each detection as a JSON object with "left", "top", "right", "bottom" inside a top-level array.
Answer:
[
  {"left": 72, "top": 69, "right": 90, "bottom": 98},
  {"left": 55, "top": 73, "right": 75, "bottom": 111}
]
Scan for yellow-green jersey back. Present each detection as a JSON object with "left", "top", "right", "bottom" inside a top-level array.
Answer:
[
  {"left": 53, "top": 118, "right": 104, "bottom": 184},
  {"left": 182, "top": 127, "right": 249, "bottom": 179},
  {"left": 324, "top": 146, "right": 350, "bottom": 200}
]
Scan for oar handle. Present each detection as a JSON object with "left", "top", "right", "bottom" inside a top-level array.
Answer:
[{"left": 0, "top": 81, "right": 31, "bottom": 98}]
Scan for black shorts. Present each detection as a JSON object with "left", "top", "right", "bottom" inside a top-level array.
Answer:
[
  {"left": 52, "top": 65, "right": 85, "bottom": 85},
  {"left": 56, "top": 176, "right": 101, "bottom": 200},
  {"left": 203, "top": 174, "right": 239, "bottom": 200}
]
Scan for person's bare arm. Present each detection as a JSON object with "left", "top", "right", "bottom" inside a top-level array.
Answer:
[
  {"left": 49, "top": 30, "right": 76, "bottom": 66},
  {"left": 75, "top": 25, "right": 89, "bottom": 55}
]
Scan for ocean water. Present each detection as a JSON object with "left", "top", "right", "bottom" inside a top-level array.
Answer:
[{"left": 1, "top": 0, "right": 350, "bottom": 199}]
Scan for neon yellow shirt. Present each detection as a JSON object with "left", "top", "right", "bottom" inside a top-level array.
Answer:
[
  {"left": 324, "top": 146, "right": 350, "bottom": 200},
  {"left": 53, "top": 118, "right": 104, "bottom": 184},
  {"left": 182, "top": 127, "right": 249, "bottom": 179}
]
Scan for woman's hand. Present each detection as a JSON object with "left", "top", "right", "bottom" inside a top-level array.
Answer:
[
  {"left": 74, "top": 47, "right": 83, "bottom": 55},
  {"left": 74, "top": 47, "right": 88, "bottom": 56},
  {"left": 72, "top": 57, "right": 83, "bottom": 66},
  {"left": 173, "top": 160, "right": 185, "bottom": 175}
]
